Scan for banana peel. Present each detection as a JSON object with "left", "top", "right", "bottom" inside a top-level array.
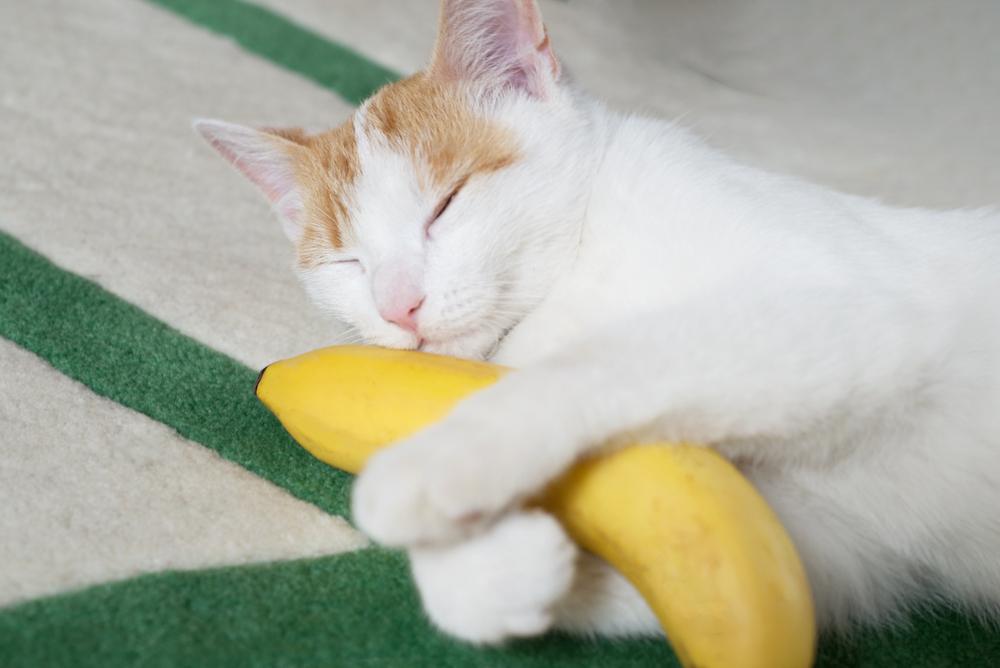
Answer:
[{"left": 255, "top": 345, "right": 816, "bottom": 668}]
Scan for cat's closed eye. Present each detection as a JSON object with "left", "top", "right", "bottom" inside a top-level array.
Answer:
[{"left": 426, "top": 181, "right": 465, "bottom": 236}]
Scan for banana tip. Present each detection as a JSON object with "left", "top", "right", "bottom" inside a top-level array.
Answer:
[{"left": 254, "top": 365, "right": 270, "bottom": 400}]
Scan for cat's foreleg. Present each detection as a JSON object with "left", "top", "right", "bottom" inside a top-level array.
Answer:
[
  {"left": 409, "top": 509, "right": 578, "bottom": 643},
  {"left": 410, "top": 509, "right": 660, "bottom": 644},
  {"left": 354, "top": 285, "right": 934, "bottom": 546}
]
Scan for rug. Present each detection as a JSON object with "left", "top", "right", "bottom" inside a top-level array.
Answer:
[{"left": 1, "top": 1, "right": 998, "bottom": 666}]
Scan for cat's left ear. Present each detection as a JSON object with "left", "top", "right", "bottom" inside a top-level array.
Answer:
[
  {"left": 429, "top": 0, "right": 560, "bottom": 99},
  {"left": 194, "top": 119, "right": 309, "bottom": 244}
]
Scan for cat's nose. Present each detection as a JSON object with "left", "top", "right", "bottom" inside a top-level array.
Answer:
[{"left": 380, "top": 296, "right": 425, "bottom": 333}]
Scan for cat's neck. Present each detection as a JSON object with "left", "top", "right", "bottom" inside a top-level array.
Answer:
[{"left": 495, "top": 86, "right": 615, "bottom": 315}]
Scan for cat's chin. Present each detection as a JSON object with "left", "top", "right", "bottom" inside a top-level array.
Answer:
[
  {"left": 419, "top": 330, "right": 500, "bottom": 361},
  {"left": 355, "top": 328, "right": 495, "bottom": 361}
]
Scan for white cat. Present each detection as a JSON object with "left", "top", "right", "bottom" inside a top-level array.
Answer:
[{"left": 196, "top": 0, "right": 1000, "bottom": 645}]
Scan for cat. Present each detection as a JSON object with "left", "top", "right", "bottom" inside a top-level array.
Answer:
[{"left": 196, "top": 0, "right": 1000, "bottom": 645}]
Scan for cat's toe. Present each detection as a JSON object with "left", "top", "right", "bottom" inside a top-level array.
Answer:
[
  {"left": 353, "top": 443, "right": 452, "bottom": 546},
  {"left": 351, "top": 437, "right": 487, "bottom": 545},
  {"left": 352, "top": 424, "right": 526, "bottom": 546},
  {"left": 410, "top": 510, "right": 578, "bottom": 644}
]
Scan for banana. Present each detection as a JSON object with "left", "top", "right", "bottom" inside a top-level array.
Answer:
[{"left": 255, "top": 345, "right": 816, "bottom": 668}]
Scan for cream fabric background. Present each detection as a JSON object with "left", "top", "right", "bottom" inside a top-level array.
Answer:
[{"left": 0, "top": 339, "right": 366, "bottom": 607}]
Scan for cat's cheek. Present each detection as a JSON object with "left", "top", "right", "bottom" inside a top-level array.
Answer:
[
  {"left": 298, "top": 265, "right": 384, "bottom": 338},
  {"left": 297, "top": 265, "right": 345, "bottom": 312}
]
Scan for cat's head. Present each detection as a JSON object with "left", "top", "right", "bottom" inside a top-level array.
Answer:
[{"left": 196, "top": 0, "right": 595, "bottom": 359}]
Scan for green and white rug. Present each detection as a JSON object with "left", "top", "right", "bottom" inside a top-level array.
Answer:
[{"left": 2, "top": 1, "right": 998, "bottom": 665}]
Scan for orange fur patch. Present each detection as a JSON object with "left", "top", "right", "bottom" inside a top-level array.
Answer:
[
  {"left": 365, "top": 74, "right": 518, "bottom": 192},
  {"left": 268, "top": 74, "right": 517, "bottom": 268},
  {"left": 266, "top": 121, "right": 360, "bottom": 267}
]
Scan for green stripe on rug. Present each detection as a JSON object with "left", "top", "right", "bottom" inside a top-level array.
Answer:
[
  {"left": 0, "top": 549, "right": 677, "bottom": 668},
  {"left": 0, "top": 232, "right": 351, "bottom": 518},
  {"left": 146, "top": 0, "right": 398, "bottom": 105},
  {"left": 1, "top": 545, "right": 997, "bottom": 668}
]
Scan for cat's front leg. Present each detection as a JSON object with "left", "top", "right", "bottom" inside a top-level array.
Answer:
[
  {"left": 351, "top": 366, "right": 594, "bottom": 546},
  {"left": 354, "top": 285, "right": 933, "bottom": 547},
  {"left": 410, "top": 510, "right": 578, "bottom": 644},
  {"left": 411, "top": 511, "right": 661, "bottom": 644}
]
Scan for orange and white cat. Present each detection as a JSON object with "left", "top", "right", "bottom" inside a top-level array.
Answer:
[{"left": 197, "top": 0, "right": 1000, "bottom": 645}]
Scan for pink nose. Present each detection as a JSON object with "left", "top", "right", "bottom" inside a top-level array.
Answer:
[{"left": 379, "top": 296, "right": 424, "bottom": 333}]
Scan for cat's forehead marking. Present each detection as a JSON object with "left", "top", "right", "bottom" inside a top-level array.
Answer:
[
  {"left": 293, "top": 119, "right": 360, "bottom": 267},
  {"left": 363, "top": 74, "right": 519, "bottom": 191}
]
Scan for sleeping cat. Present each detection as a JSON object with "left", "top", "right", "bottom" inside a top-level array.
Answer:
[{"left": 196, "top": 0, "right": 1000, "bottom": 645}]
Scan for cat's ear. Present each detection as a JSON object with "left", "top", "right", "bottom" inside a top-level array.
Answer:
[
  {"left": 429, "top": 0, "right": 560, "bottom": 98},
  {"left": 194, "top": 119, "right": 308, "bottom": 243}
]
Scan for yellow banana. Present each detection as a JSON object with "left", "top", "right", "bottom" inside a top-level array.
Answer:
[{"left": 255, "top": 345, "right": 816, "bottom": 668}]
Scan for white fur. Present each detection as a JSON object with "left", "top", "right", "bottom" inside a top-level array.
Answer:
[
  {"left": 356, "top": 94, "right": 1000, "bottom": 634},
  {"left": 410, "top": 510, "right": 577, "bottom": 643},
  {"left": 349, "top": 39, "right": 1000, "bottom": 644},
  {"left": 207, "top": 0, "right": 1000, "bottom": 647},
  {"left": 299, "top": 87, "right": 593, "bottom": 356}
]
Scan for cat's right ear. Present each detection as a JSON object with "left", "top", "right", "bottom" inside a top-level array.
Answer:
[
  {"left": 193, "top": 119, "right": 307, "bottom": 244},
  {"left": 429, "top": 0, "right": 560, "bottom": 99}
]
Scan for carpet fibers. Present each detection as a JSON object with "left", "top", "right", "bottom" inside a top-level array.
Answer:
[{"left": 2, "top": 0, "right": 998, "bottom": 666}]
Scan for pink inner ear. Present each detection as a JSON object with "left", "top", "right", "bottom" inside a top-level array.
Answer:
[
  {"left": 432, "top": 0, "right": 560, "bottom": 97},
  {"left": 195, "top": 120, "right": 304, "bottom": 223},
  {"left": 507, "top": 1, "right": 560, "bottom": 91}
]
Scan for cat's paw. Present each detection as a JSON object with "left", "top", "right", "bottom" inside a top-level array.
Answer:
[
  {"left": 410, "top": 510, "right": 578, "bottom": 644},
  {"left": 352, "top": 412, "right": 551, "bottom": 546}
]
